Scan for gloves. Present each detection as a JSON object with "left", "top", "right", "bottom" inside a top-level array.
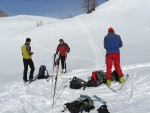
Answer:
[
  {"left": 30, "top": 52, "right": 34, "bottom": 55},
  {"left": 54, "top": 53, "right": 57, "bottom": 58}
]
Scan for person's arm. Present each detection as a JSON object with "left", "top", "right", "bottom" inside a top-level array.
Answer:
[
  {"left": 66, "top": 43, "right": 70, "bottom": 53},
  {"left": 104, "top": 37, "right": 107, "bottom": 49},
  {"left": 26, "top": 46, "right": 33, "bottom": 55},
  {"left": 118, "top": 36, "right": 123, "bottom": 48}
]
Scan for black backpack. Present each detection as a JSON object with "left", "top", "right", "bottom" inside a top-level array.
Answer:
[
  {"left": 63, "top": 95, "right": 95, "bottom": 113},
  {"left": 70, "top": 77, "right": 86, "bottom": 90},
  {"left": 111, "top": 70, "right": 119, "bottom": 82},
  {"left": 63, "top": 101, "right": 80, "bottom": 113},
  {"left": 37, "top": 65, "right": 49, "bottom": 79},
  {"left": 97, "top": 105, "right": 110, "bottom": 113}
]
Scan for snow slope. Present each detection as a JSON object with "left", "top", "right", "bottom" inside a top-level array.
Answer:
[
  {"left": 0, "top": 15, "right": 59, "bottom": 39},
  {"left": 0, "top": 0, "right": 150, "bottom": 113}
]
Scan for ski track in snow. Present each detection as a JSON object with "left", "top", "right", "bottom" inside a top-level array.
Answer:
[
  {"left": 0, "top": 63, "right": 150, "bottom": 113},
  {"left": 75, "top": 17, "right": 105, "bottom": 68}
]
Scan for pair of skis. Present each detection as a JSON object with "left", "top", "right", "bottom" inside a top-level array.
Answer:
[
  {"left": 107, "top": 75, "right": 129, "bottom": 92},
  {"left": 24, "top": 79, "right": 36, "bottom": 92},
  {"left": 92, "top": 76, "right": 129, "bottom": 109},
  {"left": 24, "top": 77, "right": 37, "bottom": 86},
  {"left": 52, "top": 53, "right": 69, "bottom": 108},
  {"left": 51, "top": 54, "right": 60, "bottom": 108}
]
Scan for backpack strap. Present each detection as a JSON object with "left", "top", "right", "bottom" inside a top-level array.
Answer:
[
  {"left": 83, "top": 82, "right": 87, "bottom": 90},
  {"left": 61, "top": 104, "right": 67, "bottom": 112},
  {"left": 45, "top": 69, "right": 49, "bottom": 76}
]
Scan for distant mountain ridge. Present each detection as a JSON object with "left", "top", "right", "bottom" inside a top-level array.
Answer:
[{"left": 0, "top": 10, "right": 8, "bottom": 17}]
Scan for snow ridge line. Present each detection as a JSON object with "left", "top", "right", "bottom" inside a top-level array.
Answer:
[
  {"left": 0, "top": 26, "right": 36, "bottom": 43},
  {"left": 75, "top": 17, "right": 105, "bottom": 68},
  {"left": 0, "top": 19, "right": 64, "bottom": 44}
]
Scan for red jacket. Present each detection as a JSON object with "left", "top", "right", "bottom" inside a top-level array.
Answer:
[{"left": 56, "top": 43, "right": 70, "bottom": 56}]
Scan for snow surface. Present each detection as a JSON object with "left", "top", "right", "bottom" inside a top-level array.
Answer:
[{"left": 0, "top": 0, "right": 150, "bottom": 112}]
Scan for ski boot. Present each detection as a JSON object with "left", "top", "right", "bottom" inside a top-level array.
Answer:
[
  {"left": 61, "top": 69, "right": 67, "bottom": 73},
  {"left": 24, "top": 80, "right": 28, "bottom": 84},
  {"left": 106, "top": 79, "right": 111, "bottom": 86},
  {"left": 119, "top": 76, "right": 125, "bottom": 83},
  {"left": 29, "top": 79, "right": 33, "bottom": 84},
  {"left": 63, "top": 69, "right": 67, "bottom": 73}
]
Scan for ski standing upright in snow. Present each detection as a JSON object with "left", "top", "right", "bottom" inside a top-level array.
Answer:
[
  {"left": 52, "top": 54, "right": 60, "bottom": 108},
  {"left": 47, "top": 54, "right": 57, "bottom": 83}
]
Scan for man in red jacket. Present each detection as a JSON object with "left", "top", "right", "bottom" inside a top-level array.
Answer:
[{"left": 55, "top": 39, "right": 70, "bottom": 73}]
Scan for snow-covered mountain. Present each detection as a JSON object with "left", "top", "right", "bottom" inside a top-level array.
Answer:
[{"left": 0, "top": 0, "right": 150, "bottom": 113}]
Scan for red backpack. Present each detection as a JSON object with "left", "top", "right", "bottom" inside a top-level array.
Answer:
[{"left": 92, "top": 71, "right": 106, "bottom": 83}]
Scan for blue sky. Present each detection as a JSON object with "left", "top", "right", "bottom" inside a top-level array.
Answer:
[{"left": 0, "top": 0, "right": 106, "bottom": 18}]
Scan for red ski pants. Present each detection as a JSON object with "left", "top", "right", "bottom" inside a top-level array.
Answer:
[{"left": 106, "top": 53, "right": 123, "bottom": 80}]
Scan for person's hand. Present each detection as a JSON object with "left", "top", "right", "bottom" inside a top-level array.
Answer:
[
  {"left": 54, "top": 53, "right": 57, "bottom": 57},
  {"left": 30, "top": 52, "right": 34, "bottom": 55}
]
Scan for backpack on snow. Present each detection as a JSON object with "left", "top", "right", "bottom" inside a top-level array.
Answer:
[
  {"left": 97, "top": 105, "right": 110, "bottom": 113},
  {"left": 62, "top": 95, "right": 95, "bottom": 113},
  {"left": 111, "top": 70, "right": 119, "bottom": 82},
  {"left": 37, "top": 65, "right": 49, "bottom": 79},
  {"left": 92, "top": 71, "right": 106, "bottom": 83},
  {"left": 77, "top": 95, "right": 95, "bottom": 113},
  {"left": 87, "top": 71, "right": 106, "bottom": 87},
  {"left": 70, "top": 77, "right": 86, "bottom": 90}
]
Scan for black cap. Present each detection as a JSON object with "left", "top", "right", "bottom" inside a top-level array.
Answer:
[
  {"left": 59, "top": 39, "right": 64, "bottom": 42},
  {"left": 26, "top": 38, "right": 31, "bottom": 42}
]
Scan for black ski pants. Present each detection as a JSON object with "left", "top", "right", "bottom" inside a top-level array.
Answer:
[
  {"left": 60, "top": 55, "right": 67, "bottom": 70},
  {"left": 23, "top": 59, "right": 35, "bottom": 81}
]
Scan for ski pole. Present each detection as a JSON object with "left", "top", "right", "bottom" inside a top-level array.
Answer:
[{"left": 63, "top": 53, "right": 67, "bottom": 73}]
